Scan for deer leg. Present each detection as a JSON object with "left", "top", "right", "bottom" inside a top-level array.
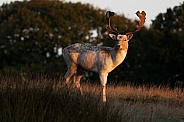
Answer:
[
  {"left": 74, "top": 69, "right": 83, "bottom": 95},
  {"left": 64, "top": 65, "right": 77, "bottom": 88},
  {"left": 99, "top": 72, "right": 108, "bottom": 102}
]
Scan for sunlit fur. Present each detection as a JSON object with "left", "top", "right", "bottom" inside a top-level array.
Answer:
[{"left": 63, "top": 34, "right": 133, "bottom": 102}]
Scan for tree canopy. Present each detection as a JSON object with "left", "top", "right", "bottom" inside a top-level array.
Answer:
[{"left": 0, "top": 0, "right": 183, "bottom": 86}]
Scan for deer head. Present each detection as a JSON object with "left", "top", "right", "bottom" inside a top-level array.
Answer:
[{"left": 106, "top": 11, "right": 146, "bottom": 40}]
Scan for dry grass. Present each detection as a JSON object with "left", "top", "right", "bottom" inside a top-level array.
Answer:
[
  {"left": 0, "top": 75, "right": 183, "bottom": 122},
  {"left": 81, "top": 83, "right": 184, "bottom": 121}
]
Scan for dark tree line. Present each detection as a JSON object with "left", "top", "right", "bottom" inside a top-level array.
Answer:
[{"left": 0, "top": 0, "right": 183, "bottom": 86}]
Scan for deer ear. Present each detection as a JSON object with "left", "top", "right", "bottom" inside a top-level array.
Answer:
[
  {"left": 127, "top": 34, "right": 133, "bottom": 41},
  {"left": 109, "top": 34, "right": 117, "bottom": 40}
]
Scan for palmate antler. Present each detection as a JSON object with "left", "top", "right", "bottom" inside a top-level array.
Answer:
[
  {"left": 106, "top": 11, "right": 146, "bottom": 35},
  {"left": 106, "top": 11, "right": 119, "bottom": 35},
  {"left": 125, "top": 11, "right": 146, "bottom": 35}
]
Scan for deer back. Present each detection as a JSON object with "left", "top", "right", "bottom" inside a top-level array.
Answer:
[{"left": 63, "top": 42, "right": 128, "bottom": 73}]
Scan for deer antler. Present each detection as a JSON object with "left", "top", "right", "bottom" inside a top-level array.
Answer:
[
  {"left": 106, "top": 11, "right": 119, "bottom": 35},
  {"left": 125, "top": 11, "right": 146, "bottom": 35}
]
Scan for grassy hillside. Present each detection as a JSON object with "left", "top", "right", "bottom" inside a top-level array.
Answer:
[{"left": 0, "top": 75, "right": 183, "bottom": 122}]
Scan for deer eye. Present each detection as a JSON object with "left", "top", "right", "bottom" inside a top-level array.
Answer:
[{"left": 118, "top": 36, "right": 123, "bottom": 40}]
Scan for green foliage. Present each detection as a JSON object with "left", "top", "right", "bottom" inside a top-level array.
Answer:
[
  {"left": 109, "top": 2, "right": 184, "bottom": 84},
  {"left": 0, "top": 0, "right": 107, "bottom": 74},
  {"left": 0, "top": 0, "right": 183, "bottom": 85},
  {"left": 148, "top": 2, "right": 184, "bottom": 83}
]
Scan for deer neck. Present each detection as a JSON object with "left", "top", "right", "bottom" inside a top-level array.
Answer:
[{"left": 110, "top": 44, "right": 128, "bottom": 66}]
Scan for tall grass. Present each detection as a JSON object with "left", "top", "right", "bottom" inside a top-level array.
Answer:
[
  {"left": 0, "top": 75, "right": 123, "bottom": 122},
  {"left": 0, "top": 75, "right": 183, "bottom": 122}
]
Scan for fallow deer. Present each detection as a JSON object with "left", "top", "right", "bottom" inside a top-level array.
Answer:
[{"left": 63, "top": 11, "right": 146, "bottom": 102}]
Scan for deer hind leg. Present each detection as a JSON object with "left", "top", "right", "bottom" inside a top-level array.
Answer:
[
  {"left": 64, "top": 64, "right": 77, "bottom": 88},
  {"left": 99, "top": 72, "right": 108, "bottom": 102},
  {"left": 74, "top": 66, "right": 84, "bottom": 95}
]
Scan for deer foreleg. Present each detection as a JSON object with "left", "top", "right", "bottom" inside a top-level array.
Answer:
[{"left": 99, "top": 72, "right": 108, "bottom": 102}]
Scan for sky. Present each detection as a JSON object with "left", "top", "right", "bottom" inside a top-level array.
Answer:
[{"left": 0, "top": 0, "right": 183, "bottom": 27}]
